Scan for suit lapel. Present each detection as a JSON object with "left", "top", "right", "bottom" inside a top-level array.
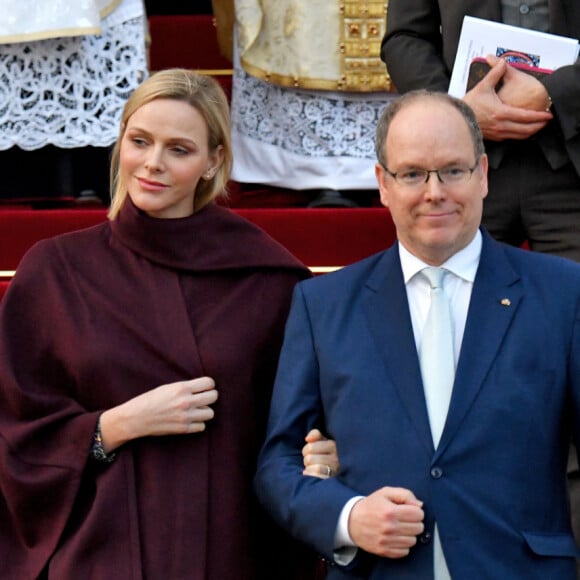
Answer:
[
  {"left": 549, "top": 0, "right": 576, "bottom": 35},
  {"left": 362, "top": 245, "right": 435, "bottom": 454},
  {"left": 361, "top": 236, "right": 524, "bottom": 456},
  {"left": 436, "top": 233, "right": 523, "bottom": 455}
]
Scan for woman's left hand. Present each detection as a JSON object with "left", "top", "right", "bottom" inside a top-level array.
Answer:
[{"left": 302, "top": 428, "right": 340, "bottom": 479}]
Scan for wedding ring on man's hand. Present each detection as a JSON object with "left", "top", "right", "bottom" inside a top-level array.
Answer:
[{"left": 325, "top": 465, "right": 332, "bottom": 477}]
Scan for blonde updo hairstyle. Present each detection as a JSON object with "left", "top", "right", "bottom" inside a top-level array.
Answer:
[{"left": 108, "top": 68, "right": 232, "bottom": 219}]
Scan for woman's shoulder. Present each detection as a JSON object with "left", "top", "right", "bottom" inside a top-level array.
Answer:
[
  {"left": 201, "top": 204, "right": 309, "bottom": 275},
  {"left": 17, "top": 221, "right": 111, "bottom": 278}
]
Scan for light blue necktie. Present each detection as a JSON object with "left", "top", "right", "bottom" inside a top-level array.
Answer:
[
  {"left": 419, "top": 267, "right": 454, "bottom": 580},
  {"left": 419, "top": 267, "right": 455, "bottom": 449}
]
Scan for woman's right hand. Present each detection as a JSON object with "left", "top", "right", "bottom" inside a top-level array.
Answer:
[
  {"left": 99, "top": 377, "right": 218, "bottom": 452},
  {"left": 302, "top": 428, "right": 340, "bottom": 479}
]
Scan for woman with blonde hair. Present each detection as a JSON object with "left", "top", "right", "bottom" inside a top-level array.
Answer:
[{"left": 0, "top": 68, "right": 337, "bottom": 579}]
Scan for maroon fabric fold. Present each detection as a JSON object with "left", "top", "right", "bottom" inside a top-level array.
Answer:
[
  {"left": 0, "top": 199, "right": 311, "bottom": 579},
  {"left": 110, "top": 197, "right": 306, "bottom": 272}
]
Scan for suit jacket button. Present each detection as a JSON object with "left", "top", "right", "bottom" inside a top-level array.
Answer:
[
  {"left": 420, "top": 531, "right": 432, "bottom": 544},
  {"left": 430, "top": 467, "right": 443, "bottom": 479}
]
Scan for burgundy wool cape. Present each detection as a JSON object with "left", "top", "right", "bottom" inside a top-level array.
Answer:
[{"left": 0, "top": 199, "right": 312, "bottom": 579}]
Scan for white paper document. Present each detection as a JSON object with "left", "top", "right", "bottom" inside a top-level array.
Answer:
[{"left": 448, "top": 16, "right": 579, "bottom": 97}]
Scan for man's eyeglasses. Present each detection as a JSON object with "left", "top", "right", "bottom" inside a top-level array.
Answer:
[{"left": 381, "top": 159, "right": 480, "bottom": 187}]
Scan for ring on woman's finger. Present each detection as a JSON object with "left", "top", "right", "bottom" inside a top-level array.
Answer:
[{"left": 325, "top": 465, "right": 332, "bottom": 477}]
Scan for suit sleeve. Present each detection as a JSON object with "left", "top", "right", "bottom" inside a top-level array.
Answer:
[
  {"left": 541, "top": 60, "right": 580, "bottom": 143},
  {"left": 572, "top": 292, "right": 580, "bottom": 464},
  {"left": 381, "top": 0, "right": 450, "bottom": 92},
  {"left": 254, "top": 283, "right": 362, "bottom": 564}
]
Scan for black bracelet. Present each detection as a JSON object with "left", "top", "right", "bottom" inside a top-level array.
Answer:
[{"left": 90, "top": 418, "right": 116, "bottom": 463}]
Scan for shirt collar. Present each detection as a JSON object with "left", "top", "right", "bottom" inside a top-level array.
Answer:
[{"left": 399, "top": 229, "right": 482, "bottom": 284}]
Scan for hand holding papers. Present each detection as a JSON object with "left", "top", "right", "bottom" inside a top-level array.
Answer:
[
  {"left": 449, "top": 16, "right": 579, "bottom": 97},
  {"left": 466, "top": 57, "right": 552, "bottom": 92}
]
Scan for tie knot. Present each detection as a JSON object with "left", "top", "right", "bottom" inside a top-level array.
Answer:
[{"left": 422, "top": 267, "right": 446, "bottom": 289}]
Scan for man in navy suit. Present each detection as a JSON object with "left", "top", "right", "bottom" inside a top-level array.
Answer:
[
  {"left": 383, "top": 3, "right": 580, "bottom": 573},
  {"left": 255, "top": 91, "right": 580, "bottom": 578}
]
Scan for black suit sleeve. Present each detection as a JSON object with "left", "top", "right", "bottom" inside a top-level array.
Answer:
[{"left": 381, "top": 0, "right": 450, "bottom": 92}]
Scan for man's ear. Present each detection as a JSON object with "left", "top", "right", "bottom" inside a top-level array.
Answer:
[
  {"left": 479, "top": 153, "right": 489, "bottom": 200},
  {"left": 375, "top": 163, "right": 390, "bottom": 208}
]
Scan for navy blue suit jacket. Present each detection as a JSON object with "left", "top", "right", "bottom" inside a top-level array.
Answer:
[{"left": 255, "top": 231, "right": 580, "bottom": 579}]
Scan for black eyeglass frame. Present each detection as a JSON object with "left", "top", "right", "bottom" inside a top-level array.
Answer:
[{"left": 379, "top": 158, "right": 481, "bottom": 186}]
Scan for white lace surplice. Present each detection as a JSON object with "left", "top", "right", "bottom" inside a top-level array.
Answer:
[
  {"left": 231, "top": 57, "right": 392, "bottom": 191},
  {"left": 0, "top": 0, "right": 148, "bottom": 150}
]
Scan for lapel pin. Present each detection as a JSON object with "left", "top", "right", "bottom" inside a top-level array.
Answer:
[{"left": 500, "top": 298, "right": 511, "bottom": 306}]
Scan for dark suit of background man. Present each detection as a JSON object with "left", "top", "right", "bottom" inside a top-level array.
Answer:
[{"left": 254, "top": 91, "right": 580, "bottom": 579}]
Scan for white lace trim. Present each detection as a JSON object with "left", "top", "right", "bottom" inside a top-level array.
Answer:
[
  {"left": 0, "top": 15, "right": 148, "bottom": 151},
  {"left": 231, "top": 61, "right": 388, "bottom": 161},
  {"left": 230, "top": 56, "right": 395, "bottom": 188}
]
